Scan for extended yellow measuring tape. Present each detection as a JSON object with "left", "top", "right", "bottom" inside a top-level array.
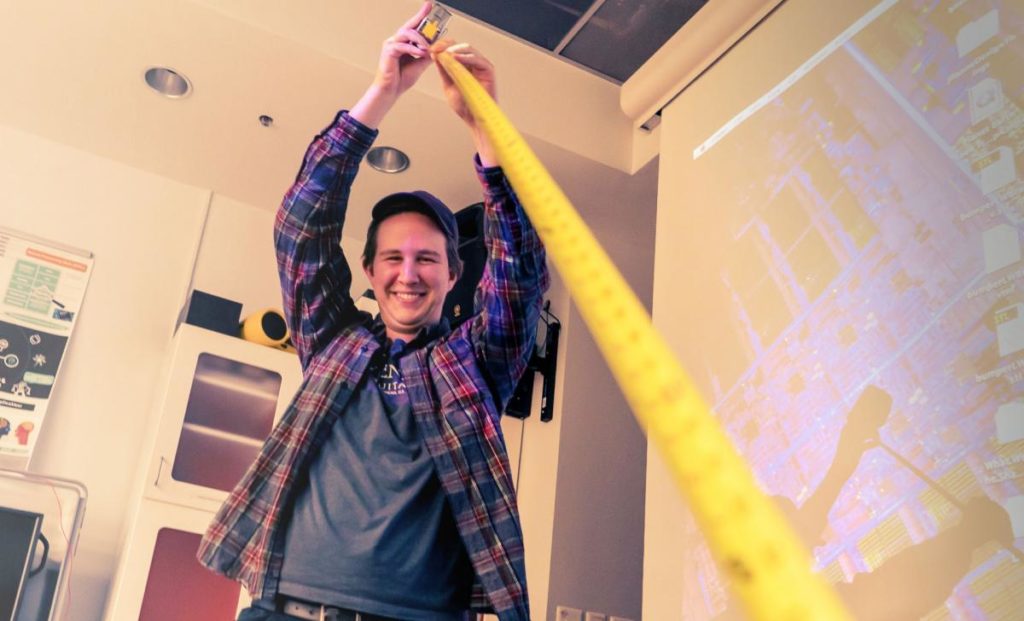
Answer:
[{"left": 435, "top": 51, "right": 853, "bottom": 621}]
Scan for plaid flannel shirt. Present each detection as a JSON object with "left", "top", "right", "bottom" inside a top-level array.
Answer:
[{"left": 198, "top": 111, "right": 548, "bottom": 621}]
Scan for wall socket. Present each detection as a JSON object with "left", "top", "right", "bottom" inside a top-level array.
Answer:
[{"left": 556, "top": 606, "right": 583, "bottom": 621}]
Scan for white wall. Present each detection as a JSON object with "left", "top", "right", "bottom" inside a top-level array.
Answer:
[
  {"left": 190, "top": 194, "right": 280, "bottom": 319},
  {"left": 191, "top": 191, "right": 377, "bottom": 326},
  {"left": 540, "top": 150, "right": 660, "bottom": 621},
  {"left": 0, "top": 123, "right": 209, "bottom": 620},
  {"left": 1, "top": 115, "right": 659, "bottom": 621}
]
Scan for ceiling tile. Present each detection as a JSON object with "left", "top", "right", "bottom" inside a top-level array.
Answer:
[
  {"left": 445, "top": 0, "right": 598, "bottom": 50},
  {"left": 560, "top": 0, "right": 709, "bottom": 82}
]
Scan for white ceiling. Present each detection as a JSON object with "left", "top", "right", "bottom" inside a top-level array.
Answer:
[{"left": 0, "top": 0, "right": 648, "bottom": 232}]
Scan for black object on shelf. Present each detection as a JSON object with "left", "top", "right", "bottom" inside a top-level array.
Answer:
[{"left": 184, "top": 290, "right": 243, "bottom": 337}]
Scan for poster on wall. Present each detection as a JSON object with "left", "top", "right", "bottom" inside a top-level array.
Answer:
[{"left": 0, "top": 226, "right": 92, "bottom": 469}]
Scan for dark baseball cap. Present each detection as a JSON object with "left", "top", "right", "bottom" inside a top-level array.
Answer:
[{"left": 371, "top": 190, "right": 458, "bottom": 243}]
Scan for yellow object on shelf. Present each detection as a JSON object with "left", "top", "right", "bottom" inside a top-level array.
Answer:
[{"left": 239, "top": 308, "right": 290, "bottom": 348}]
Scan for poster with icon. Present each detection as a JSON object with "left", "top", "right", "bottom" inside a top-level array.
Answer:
[{"left": 0, "top": 227, "right": 92, "bottom": 468}]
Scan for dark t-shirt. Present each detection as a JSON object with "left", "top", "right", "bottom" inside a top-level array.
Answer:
[{"left": 280, "top": 340, "right": 474, "bottom": 620}]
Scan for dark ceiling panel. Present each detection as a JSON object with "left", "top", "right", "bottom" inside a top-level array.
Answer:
[
  {"left": 445, "top": 0, "right": 598, "bottom": 50},
  {"left": 560, "top": 0, "right": 709, "bottom": 82}
]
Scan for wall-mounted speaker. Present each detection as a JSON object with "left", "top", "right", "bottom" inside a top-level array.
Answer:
[{"left": 443, "top": 203, "right": 486, "bottom": 327}]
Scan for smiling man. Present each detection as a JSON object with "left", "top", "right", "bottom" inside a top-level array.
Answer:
[
  {"left": 362, "top": 191, "right": 462, "bottom": 342},
  {"left": 198, "top": 3, "right": 547, "bottom": 621}
]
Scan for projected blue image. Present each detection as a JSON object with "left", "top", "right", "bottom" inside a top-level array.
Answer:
[{"left": 667, "top": 0, "right": 1024, "bottom": 618}]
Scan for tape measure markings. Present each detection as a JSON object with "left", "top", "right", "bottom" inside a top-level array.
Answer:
[{"left": 435, "top": 51, "right": 852, "bottom": 621}]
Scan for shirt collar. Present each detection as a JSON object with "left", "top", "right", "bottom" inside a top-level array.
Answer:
[{"left": 369, "top": 316, "right": 451, "bottom": 357}]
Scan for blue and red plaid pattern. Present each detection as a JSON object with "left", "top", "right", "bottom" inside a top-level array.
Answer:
[{"left": 198, "top": 111, "right": 547, "bottom": 621}]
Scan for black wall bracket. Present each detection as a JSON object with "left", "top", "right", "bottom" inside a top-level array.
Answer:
[{"left": 505, "top": 301, "right": 560, "bottom": 422}]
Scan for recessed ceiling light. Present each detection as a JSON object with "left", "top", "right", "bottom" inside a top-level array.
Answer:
[
  {"left": 143, "top": 66, "right": 192, "bottom": 98},
  {"left": 367, "top": 146, "right": 410, "bottom": 174}
]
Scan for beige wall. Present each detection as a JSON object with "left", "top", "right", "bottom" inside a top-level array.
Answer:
[
  {"left": 0, "top": 123, "right": 209, "bottom": 620},
  {"left": 541, "top": 151, "right": 659, "bottom": 621},
  {"left": 2, "top": 114, "right": 659, "bottom": 620}
]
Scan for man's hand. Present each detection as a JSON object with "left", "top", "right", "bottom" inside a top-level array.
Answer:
[
  {"left": 432, "top": 40, "right": 497, "bottom": 126},
  {"left": 432, "top": 39, "right": 499, "bottom": 165},
  {"left": 351, "top": 1, "right": 434, "bottom": 128},
  {"left": 374, "top": 2, "right": 434, "bottom": 100}
]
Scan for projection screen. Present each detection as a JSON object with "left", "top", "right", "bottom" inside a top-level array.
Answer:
[{"left": 646, "top": 0, "right": 1024, "bottom": 618}]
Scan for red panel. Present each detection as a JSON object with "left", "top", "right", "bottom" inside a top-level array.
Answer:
[{"left": 138, "top": 528, "right": 240, "bottom": 621}]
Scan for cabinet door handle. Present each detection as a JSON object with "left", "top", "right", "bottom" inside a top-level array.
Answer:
[{"left": 154, "top": 456, "right": 167, "bottom": 486}]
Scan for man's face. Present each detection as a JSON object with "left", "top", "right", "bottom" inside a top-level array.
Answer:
[{"left": 364, "top": 211, "right": 456, "bottom": 342}]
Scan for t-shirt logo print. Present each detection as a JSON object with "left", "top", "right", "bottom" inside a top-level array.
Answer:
[{"left": 376, "top": 362, "right": 406, "bottom": 397}]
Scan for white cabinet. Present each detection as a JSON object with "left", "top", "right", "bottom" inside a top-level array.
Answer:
[
  {"left": 106, "top": 325, "right": 301, "bottom": 621},
  {"left": 145, "top": 325, "right": 301, "bottom": 512},
  {"left": 105, "top": 499, "right": 252, "bottom": 621}
]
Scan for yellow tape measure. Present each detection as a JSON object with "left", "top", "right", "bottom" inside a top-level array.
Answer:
[{"left": 435, "top": 51, "right": 853, "bottom": 621}]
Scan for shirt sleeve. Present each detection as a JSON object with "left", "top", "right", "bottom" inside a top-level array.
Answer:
[
  {"left": 275, "top": 111, "right": 378, "bottom": 370},
  {"left": 467, "top": 156, "right": 550, "bottom": 410}
]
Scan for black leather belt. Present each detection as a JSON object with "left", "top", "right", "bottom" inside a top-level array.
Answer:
[{"left": 278, "top": 597, "right": 400, "bottom": 621}]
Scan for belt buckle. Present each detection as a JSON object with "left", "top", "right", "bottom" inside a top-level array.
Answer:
[{"left": 317, "top": 605, "right": 357, "bottom": 621}]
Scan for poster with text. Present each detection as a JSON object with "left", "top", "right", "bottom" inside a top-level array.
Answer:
[{"left": 0, "top": 227, "right": 92, "bottom": 468}]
